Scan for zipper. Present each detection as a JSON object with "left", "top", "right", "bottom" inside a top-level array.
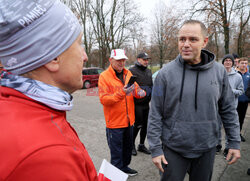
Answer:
[
  {"left": 114, "top": 71, "right": 130, "bottom": 125},
  {"left": 124, "top": 74, "right": 130, "bottom": 125}
]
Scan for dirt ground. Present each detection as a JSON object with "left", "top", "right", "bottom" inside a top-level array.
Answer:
[{"left": 67, "top": 88, "right": 250, "bottom": 181}]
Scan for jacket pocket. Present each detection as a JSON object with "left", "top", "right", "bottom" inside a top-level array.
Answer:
[{"left": 165, "top": 119, "right": 218, "bottom": 151}]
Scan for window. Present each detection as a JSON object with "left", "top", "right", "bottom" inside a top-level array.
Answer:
[
  {"left": 82, "top": 70, "right": 88, "bottom": 75},
  {"left": 97, "top": 69, "right": 103, "bottom": 74},
  {"left": 88, "top": 69, "right": 96, "bottom": 75},
  {"left": 92, "top": 69, "right": 98, "bottom": 74}
]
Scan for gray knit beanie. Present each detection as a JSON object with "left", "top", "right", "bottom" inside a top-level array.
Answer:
[
  {"left": 222, "top": 54, "right": 234, "bottom": 66},
  {"left": 0, "top": 0, "right": 82, "bottom": 75}
]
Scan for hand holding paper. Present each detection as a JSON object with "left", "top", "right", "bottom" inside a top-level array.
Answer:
[{"left": 98, "top": 159, "right": 128, "bottom": 181}]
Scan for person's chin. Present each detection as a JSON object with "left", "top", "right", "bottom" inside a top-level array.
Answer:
[
  {"left": 182, "top": 55, "right": 193, "bottom": 61},
  {"left": 118, "top": 68, "right": 123, "bottom": 72},
  {"left": 75, "top": 80, "right": 83, "bottom": 90},
  {"left": 182, "top": 57, "right": 198, "bottom": 65},
  {"left": 71, "top": 84, "right": 82, "bottom": 93}
]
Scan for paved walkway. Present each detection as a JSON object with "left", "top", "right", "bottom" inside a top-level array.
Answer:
[
  {"left": 218, "top": 108, "right": 250, "bottom": 181},
  {"left": 68, "top": 89, "right": 250, "bottom": 181}
]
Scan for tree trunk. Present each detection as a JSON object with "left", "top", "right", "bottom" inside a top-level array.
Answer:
[
  {"left": 223, "top": 22, "right": 230, "bottom": 54},
  {"left": 159, "top": 45, "right": 164, "bottom": 68},
  {"left": 215, "top": 30, "right": 219, "bottom": 61},
  {"left": 237, "top": 30, "right": 243, "bottom": 57},
  {"left": 101, "top": 48, "right": 107, "bottom": 69}
]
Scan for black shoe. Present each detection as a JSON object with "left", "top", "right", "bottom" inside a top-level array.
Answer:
[
  {"left": 123, "top": 167, "right": 138, "bottom": 176},
  {"left": 132, "top": 146, "right": 137, "bottom": 156},
  {"left": 241, "top": 134, "right": 246, "bottom": 142},
  {"left": 223, "top": 148, "right": 229, "bottom": 158},
  {"left": 216, "top": 144, "right": 222, "bottom": 152},
  {"left": 138, "top": 144, "right": 151, "bottom": 154},
  {"left": 247, "top": 168, "right": 250, "bottom": 175}
]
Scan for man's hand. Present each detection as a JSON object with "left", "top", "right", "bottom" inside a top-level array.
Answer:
[
  {"left": 137, "top": 88, "right": 146, "bottom": 97},
  {"left": 123, "top": 84, "right": 135, "bottom": 95},
  {"left": 152, "top": 155, "right": 168, "bottom": 173},
  {"left": 226, "top": 149, "right": 241, "bottom": 165}
]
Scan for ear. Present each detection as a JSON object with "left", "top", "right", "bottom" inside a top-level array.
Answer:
[
  {"left": 202, "top": 37, "right": 209, "bottom": 48},
  {"left": 44, "top": 58, "right": 60, "bottom": 72}
]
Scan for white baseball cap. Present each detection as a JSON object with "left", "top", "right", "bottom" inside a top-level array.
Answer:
[{"left": 110, "top": 49, "right": 128, "bottom": 60}]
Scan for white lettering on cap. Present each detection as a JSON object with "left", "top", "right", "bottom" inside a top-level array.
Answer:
[
  {"left": 7, "top": 57, "right": 18, "bottom": 67},
  {"left": 17, "top": 19, "right": 26, "bottom": 27},
  {"left": 17, "top": 4, "right": 47, "bottom": 28}
]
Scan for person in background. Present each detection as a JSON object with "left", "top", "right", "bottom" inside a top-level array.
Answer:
[
  {"left": 152, "top": 70, "right": 159, "bottom": 83},
  {"left": 244, "top": 81, "right": 250, "bottom": 176},
  {"left": 222, "top": 54, "right": 244, "bottom": 113},
  {"left": 0, "top": 0, "right": 97, "bottom": 180},
  {"left": 245, "top": 82, "right": 250, "bottom": 176},
  {"left": 147, "top": 19, "right": 240, "bottom": 181},
  {"left": 216, "top": 54, "right": 244, "bottom": 157},
  {"left": 98, "top": 49, "right": 146, "bottom": 177},
  {"left": 232, "top": 53, "right": 240, "bottom": 71},
  {"left": 237, "top": 57, "right": 250, "bottom": 142},
  {"left": 129, "top": 52, "right": 153, "bottom": 156},
  {"left": 233, "top": 53, "right": 249, "bottom": 73}
]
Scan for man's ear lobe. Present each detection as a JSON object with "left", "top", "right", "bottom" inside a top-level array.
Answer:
[
  {"left": 44, "top": 59, "right": 60, "bottom": 72},
  {"left": 203, "top": 37, "right": 209, "bottom": 48}
]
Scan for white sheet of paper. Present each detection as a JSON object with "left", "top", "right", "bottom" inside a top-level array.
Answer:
[{"left": 98, "top": 159, "right": 128, "bottom": 181}]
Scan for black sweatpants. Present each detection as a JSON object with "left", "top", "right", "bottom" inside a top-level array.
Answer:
[
  {"left": 133, "top": 104, "right": 149, "bottom": 145},
  {"left": 237, "top": 101, "right": 248, "bottom": 131},
  {"left": 161, "top": 146, "right": 216, "bottom": 181}
]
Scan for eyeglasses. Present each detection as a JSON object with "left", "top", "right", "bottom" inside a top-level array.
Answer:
[{"left": 143, "top": 59, "right": 149, "bottom": 61}]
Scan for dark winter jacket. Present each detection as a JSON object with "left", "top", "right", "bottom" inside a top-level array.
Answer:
[
  {"left": 238, "top": 71, "right": 250, "bottom": 103},
  {"left": 129, "top": 63, "right": 153, "bottom": 105}
]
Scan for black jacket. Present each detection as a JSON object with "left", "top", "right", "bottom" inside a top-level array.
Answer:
[
  {"left": 129, "top": 63, "right": 153, "bottom": 105},
  {"left": 245, "top": 82, "right": 250, "bottom": 98}
]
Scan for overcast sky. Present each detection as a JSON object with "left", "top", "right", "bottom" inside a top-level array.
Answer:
[
  {"left": 133, "top": 0, "right": 171, "bottom": 42},
  {"left": 134, "top": 0, "right": 189, "bottom": 20},
  {"left": 134, "top": 0, "right": 170, "bottom": 18}
]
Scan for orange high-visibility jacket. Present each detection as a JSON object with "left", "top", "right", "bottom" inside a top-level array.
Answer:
[{"left": 98, "top": 65, "right": 145, "bottom": 128}]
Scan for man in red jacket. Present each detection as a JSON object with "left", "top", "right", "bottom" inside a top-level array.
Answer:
[{"left": 0, "top": 0, "right": 97, "bottom": 180}]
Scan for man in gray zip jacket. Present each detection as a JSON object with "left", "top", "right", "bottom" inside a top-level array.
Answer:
[{"left": 147, "top": 20, "right": 241, "bottom": 181}]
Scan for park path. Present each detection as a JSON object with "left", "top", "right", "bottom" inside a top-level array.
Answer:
[{"left": 68, "top": 88, "right": 250, "bottom": 181}]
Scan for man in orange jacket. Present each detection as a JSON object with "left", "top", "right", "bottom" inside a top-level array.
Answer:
[
  {"left": 0, "top": 0, "right": 97, "bottom": 180},
  {"left": 98, "top": 49, "right": 146, "bottom": 177}
]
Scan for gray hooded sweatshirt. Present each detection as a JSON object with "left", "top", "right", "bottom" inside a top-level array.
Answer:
[
  {"left": 227, "top": 68, "right": 244, "bottom": 107},
  {"left": 147, "top": 50, "right": 240, "bottom": 158}
]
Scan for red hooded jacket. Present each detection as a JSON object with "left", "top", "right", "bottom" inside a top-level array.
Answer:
[{"left": 0, "top": 86, "right": 97, "bottom": 181}]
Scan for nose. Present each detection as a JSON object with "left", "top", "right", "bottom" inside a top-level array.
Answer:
[
  {"left": 183, "top": 40, "right": 190, "bottom": 47},
  {"left": 82, "top": 50, "right": 88, "bottom": 63}
]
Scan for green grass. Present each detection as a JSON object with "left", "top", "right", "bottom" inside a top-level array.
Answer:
[
  {"left": 126, "top": 65, "right": 160, "bottom": 74},
  {"left": 150, "top": 66, "right": 160, "bottom": 74}
]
